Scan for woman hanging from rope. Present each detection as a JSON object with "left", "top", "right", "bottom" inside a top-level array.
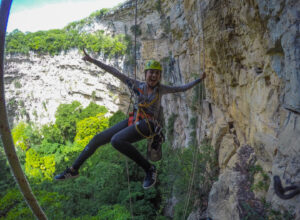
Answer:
[{"left": 54, "top": 49, "right": 206, "bottom": 189}]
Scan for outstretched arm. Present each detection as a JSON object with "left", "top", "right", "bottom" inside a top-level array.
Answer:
[
  {"left": 82, "top": 49, "right": 136, "bottom": 85},
  {"left": 160, "top": 72, "right": 206, "bottom": 94}
]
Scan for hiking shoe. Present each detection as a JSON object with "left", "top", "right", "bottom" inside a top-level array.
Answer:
[
  {"left": 54, "top": 167, "right": 79, "bottom": 181},
  {"left": 143, "top": 165, "right": 157, "bottom": 189}
]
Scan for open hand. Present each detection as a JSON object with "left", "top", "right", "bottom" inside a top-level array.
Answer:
[
  {"left": 201, "top": 71, "right": 206, "bottom": 80},
  {"left": 82, "top": 48, "right": 92, "bottom": 62}
]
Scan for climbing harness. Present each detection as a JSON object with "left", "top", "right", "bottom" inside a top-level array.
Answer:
[
  {"left": 147, "top": 124, "right": 164, "bottom": 162},
  {"left": 126, "top": 76, "right": 165, "bottom": 161},
  {"left": 128, "top": 89, "right": 158, "bottom": 136},
  {"left": 129, "top": 93, "right": 165, "bottom": 161}
]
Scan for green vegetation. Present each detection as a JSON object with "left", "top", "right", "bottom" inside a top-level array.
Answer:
[
  {"left": 2, "top": 98, "right": 220, "bottom": 219},
  {"left": 54, "top": 101, "right": 82, "bottom": 142},
  {"left": 162, "top": 16, "right": 171, "bottom": 34},
  {"left": 155, "top": 0, "right": 162, "bottom": 13},
  {"left": 192, "top": 79, "right": 205, "bottom": 112},
  {"left": 74, "top": 112, "right": 109, "bottom": 148},
  {"left": 5, "top": 8, "right": 123, "bottom": 56},
  {"left": 108, "top": 110, "right": 127, "bottom": 127},
  {"left": 241, "top": 200, "right": 295, "bottom": 220},
  {"left": 91, "top": 91, "right": 96, "bottom": 101},
  {"left": 158, "top": 140, "right": 218, "bottom": 219},
  {"left": 130, "top": 24, "right": 142, "bottom": 36},
  {"left": 5, "top": 99, "right": 292, "bottom": 218},
  {"left": 166, "top": 113, "right": 178, "bottom": 139},
  {"left": 14, "top": 80, "right": 22, "bottom": 89},
  {"left": 5, "top": 28, "right": 128, "bottom": 57},
  {"left": 162, "top": 112, "right": 219, "bottom": 219},
  {"left": 0, "top": 140, "right": 15, "bottom": 196},
  {"left": 54, "top": 101, "right": 108, "bottom": 142},
  {"left": 65, "top": 8, "right": 110, "bottom": 31},
  {"left": 241, "top": 164, "right": 295, "bottom": 219},
  {"left": 249, "top": 164, "right": 270, "bottom": 192},
  {"left": 2, "top": 101, "right": 168, "bottom": 219},
  {"left": 42, "top": 101, "right": 47, "bottom": 111}
]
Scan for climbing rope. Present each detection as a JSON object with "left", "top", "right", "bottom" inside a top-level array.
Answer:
[
  {"left": 0, "top": 1, "right": 48, "bottom": 220},
  {"left": 182, "top": 55, "right": 200, "bottom": 218},
  {"left": 125, "top": 157, "right": 134, "bottom": 220},
  {"left": 183, "top": 0, "right": 206, "bottom": 218},
  {"left": 134, "top": 93, "right": 159, "bottom": 139},
  {"left": 124, "top": 0, "right": 139, "bottom": 219}
]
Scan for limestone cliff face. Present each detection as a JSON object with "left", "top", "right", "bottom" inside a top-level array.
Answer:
[
  {"left": 4, "top": 51, "right": 130, "bottom": 125},
  {"left": 4, "top": 0, "right": 300, "bottom": 219},
  {"left": 98, "top": 1, "right": 300, "bottom": 218}
]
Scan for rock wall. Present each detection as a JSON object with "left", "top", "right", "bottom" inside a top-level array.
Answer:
[
  {"left": 102, "top": 0, "right": 300, "bottom": 218},
  {"left": 200, "top": 0, "right": 300, "bottom": 219},
  {"left": 4, "top": 0, "right": 300, "bottom": 219},
  {"left": 4, "top": 50, "right": 130, "bottom": 126}
]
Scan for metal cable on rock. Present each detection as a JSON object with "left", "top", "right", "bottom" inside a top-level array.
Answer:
[{"left": 125, "top": 0, "right": 138, "bottom": 219}]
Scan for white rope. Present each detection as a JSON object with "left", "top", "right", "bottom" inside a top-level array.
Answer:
[{"left": 0, "top": 1, "right": 48, "bottom": 219}]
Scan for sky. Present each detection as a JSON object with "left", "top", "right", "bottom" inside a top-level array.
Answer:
[{"left": 7, "top": 0, "right": 127, "bottom": 33}]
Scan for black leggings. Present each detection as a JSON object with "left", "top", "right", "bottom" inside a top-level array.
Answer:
[{"left": 72, "top": 119, "right": 152, "bottom": 172}]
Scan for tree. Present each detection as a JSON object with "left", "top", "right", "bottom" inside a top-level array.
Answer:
[
  {"left": 5, "top": 29, "right": 29, "bottom": 54},
  {"left": 75, "top": 113, "right": 109, "bottom": 148},
  {"left": 25, "top": 148, "right": 55, "bottom": 182},
  {"left": 96, "top": 204, "right": 131, "bottom": 219},
  {"left": 55, "top": 101, "right": 82, "bottom": 142},
  {"left": 11, "top": 122, "right": 29, "bottom": 151},
  {"left": 0, "top": 140, "right": 15, "bottom": 197},
  {"left": 12, "top": 122, "right": 41, "bottom": 152},
  {"left": 109, "top": 110, "right": 126, "bottom": 127},
  {"left": 41, "top": 123, "right": 63, "bottom": 144},
  {"left": 78, "top": 102, "right": 108, "bottom": 120}
]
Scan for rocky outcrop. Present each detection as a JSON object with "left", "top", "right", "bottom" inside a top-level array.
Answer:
[
  {"left": 4, "top": 50, "right": 130, "bottom": 126},
  {"left": 4, "top": 0, "right": 300, "bottom": 218},
  {"left": 201, "top": 0, "right": 300, "bottom": 218}
]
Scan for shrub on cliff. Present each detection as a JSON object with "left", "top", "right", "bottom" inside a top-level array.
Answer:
[{"left": 5, "top": 29, "right": 128, "bottom": 57}]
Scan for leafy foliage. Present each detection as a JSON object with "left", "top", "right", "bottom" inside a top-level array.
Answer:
[
  {"left": 250, "top": 164, "right": 270, "bottom": 192},
  {"left": 96, "top": 204, "right": 131, "bottom": 219},
  {"left": 54, "top": 101, "right": 110, "bottom": 142},
  {"left": 5, "top": 101, "right": 166, "bottom": 219},
  {"left": 108, "top": 110, "right": 127, "bottom": 127},
  {"left": 157, "top": 140, "right": 219, "bottom": 219},
  {"left": 41, "top": 123, "right": 63, "bottom": 144},
  {"left": 25, "top": 148, "right": 55, "bottom": 182},
  {"left": 166, "top": 113, "right": 178, "bottom": 139},
  {"left": 12, "top": 122, "right": 41, "bottom": 151},
  {"left": 2, "top": 100, "right": 219, "bottom": 219},
  {"left": 65, "top": 8, "right": 110, "bottom": 31},
  {"left": 0, "top": 140, "right": 15, "bottom": 197},
  {"left": 78, "top": 102, "right": 108, "bottom": 120},
  {"left": 5, "top": 28, "right": 128, "bottom": 57},
  {"left": 0, "top": 188, "right": 33, "bottom": 220},
  {"left": 55, "top": 101, "right": 82, "bottom": 142},
  {"left": 12, "top": 122, "right": 30, "bottom": 151},
  {"left": 74, "top": 112, "right": 109, "bottom": 148},
  {"left": 0, "top": 188, "right": 64, "bottom": 220},
  {"left": 3, "top": 95, "right": 299, "bottom": 220}
]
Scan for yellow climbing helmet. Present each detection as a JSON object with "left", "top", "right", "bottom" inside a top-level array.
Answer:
[{"left": 144, "top": 60, "right": 162, "bottom": 71}]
